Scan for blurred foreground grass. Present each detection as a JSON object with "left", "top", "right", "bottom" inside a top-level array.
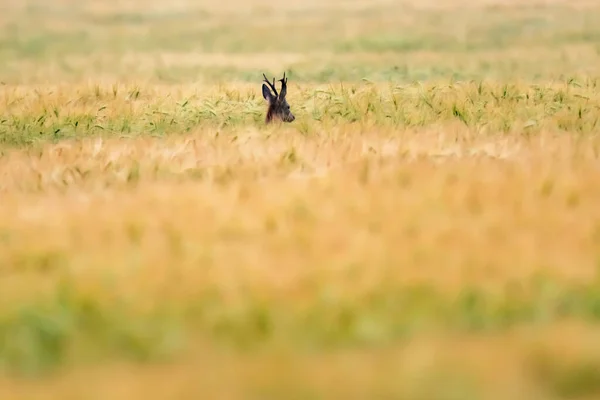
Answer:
[
  {"left": 2, "top": 115, "right": 600, "bottom": 399},
  {"left": 2, "top": 0, "right": 600, "bottom": 399}
]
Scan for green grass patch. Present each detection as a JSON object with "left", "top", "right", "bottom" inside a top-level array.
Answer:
[
  {"left": 1, "top": 80, "right": 599, "bottom": 147},
  {"left": 1, "top": 274, "right": 600, "bottom": 377}
]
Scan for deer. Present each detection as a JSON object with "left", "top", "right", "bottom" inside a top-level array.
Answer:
[{"left": 261, "top": 72, "right": 295, "bottom": 124}]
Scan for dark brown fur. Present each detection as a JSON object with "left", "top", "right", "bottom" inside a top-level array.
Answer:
[{"left": 262, "top": 72, "right": 295, "bottom": 124}]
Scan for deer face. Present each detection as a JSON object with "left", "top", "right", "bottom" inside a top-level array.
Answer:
[{"left": 262, "top": 72, "right": 295, "bottom": 123}]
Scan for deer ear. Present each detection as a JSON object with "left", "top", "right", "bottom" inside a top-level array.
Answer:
[{"left": 262, "top": 84, "right": 274, "bottom": 102}]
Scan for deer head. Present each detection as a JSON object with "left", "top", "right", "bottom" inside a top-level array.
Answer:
[{"left": 261, "top": 72, "right": 295, "bottom": 123}]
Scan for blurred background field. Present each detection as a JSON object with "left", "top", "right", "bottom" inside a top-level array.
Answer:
[
  {"left": 1, "top": 0, "right": 600, "bottom": 84},
  {"left": 2, "top": 0, "right": 600, "bottom": 399}
]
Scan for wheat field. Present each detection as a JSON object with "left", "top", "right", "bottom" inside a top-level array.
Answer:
[{"left": 2, "top": 0, "right": 600, "bottom": 399}]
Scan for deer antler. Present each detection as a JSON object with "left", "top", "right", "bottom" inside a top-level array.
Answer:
[
  {"left": 262, "top": 73, "right": 278, "bottom": 97},
  {"left": 278, "top": 72, "right": 287, "bottom": 99}
]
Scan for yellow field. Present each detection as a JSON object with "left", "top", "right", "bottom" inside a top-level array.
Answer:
[{"left": 2, "top": 0, "right": 600, "bottom": 399}]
